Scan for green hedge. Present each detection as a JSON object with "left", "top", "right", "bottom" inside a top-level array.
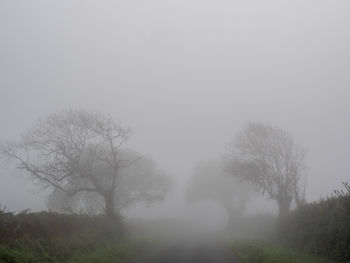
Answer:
[
  {"left": 279, "top": 183, "right": 350, "bottom": 262},
  {"left": 0, "top": 209, "right": 124, "bottom": 262}
]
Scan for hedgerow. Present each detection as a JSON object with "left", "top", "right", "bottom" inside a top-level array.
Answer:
[
  {"left": 0, "top": 209, "right": 125, "bottom": 262},
  {"left": 279, "top": 183, "right": 350, "bottom": 262}
]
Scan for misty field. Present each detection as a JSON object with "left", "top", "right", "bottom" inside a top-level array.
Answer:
[
  {"left": 2, "top": 0, "right": 350, "bottom": 262},
  {"left": 1, "top": 113, "right": 350, "bottom": 263},
  {"left": 2, "top": 185, "right": 350, "bottom": 263}
]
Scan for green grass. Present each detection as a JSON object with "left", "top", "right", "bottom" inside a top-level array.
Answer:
[
  {"left": 64, "top": 242, "right": 146, "bottom": 263},
  {"left": 0, "top": 241, "right": 146, "bottom": 263},
  {"left": 0, "top": 210, "right": 146, "bottom": 263},
  {"left": 231, "top": 240, "right": 337, "bottom": 263}
]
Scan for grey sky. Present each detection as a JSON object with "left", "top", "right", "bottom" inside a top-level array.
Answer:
[{"left": 1, "top": 0, "right": 350, "bottom": 212}]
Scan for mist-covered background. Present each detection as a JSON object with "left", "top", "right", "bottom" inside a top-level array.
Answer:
[{"left": 1, "top": 0, "right": 350, "bottom": 221}]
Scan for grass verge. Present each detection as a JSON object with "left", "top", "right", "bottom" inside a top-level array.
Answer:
[
  {"left": 64, "top": 242, "right": 146, "bottom": 263},
  {"left": 0, "top": 241, "right": 146, "bottom": 263},
  {"left": 231, "top": 240, "right": 336, "bottom": 263}
]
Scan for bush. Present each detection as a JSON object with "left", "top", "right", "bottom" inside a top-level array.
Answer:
[
  {"left": 279, "top": 183, "right": 350, "bottom": 262},
  {"left": 0, "top": 209, "right": 125, "bottom": 262},
  {"left": 231, "top": 240, "right": 333, "bottom": 263}
]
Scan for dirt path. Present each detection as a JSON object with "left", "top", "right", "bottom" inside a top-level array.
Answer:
[{"left": 129, "top": 240, "right": 242, "bottom": 263}]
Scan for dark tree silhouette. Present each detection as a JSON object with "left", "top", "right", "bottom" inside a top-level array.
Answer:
[
  {"left": 224, "top": 123, "right": 307, "bottom": 218},
  {"left": 0, "top": 110, "right": 138, "bottom": 219},
  {"left": 47, "top": 149, "right": 172, "bottom": 215}
]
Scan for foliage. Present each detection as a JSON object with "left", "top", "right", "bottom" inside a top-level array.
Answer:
[
  {"left": 278, "top": 182, "right": 350, "bottom": 262},
  {"left": 0, "top": 209, "right": 134, "bottom": 263},
  {"left": 0, "top": 242, "right": 144, "bottom": 263},
  {"left": 62, "top": 242, "right": 145, "bottom": 263},
  {"left": 231, "top": 240, "right": 334, "bottom": 263}
]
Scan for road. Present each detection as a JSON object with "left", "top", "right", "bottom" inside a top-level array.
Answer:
[{"left": 129, "top": 240, "right": 242, "bottom": 263}]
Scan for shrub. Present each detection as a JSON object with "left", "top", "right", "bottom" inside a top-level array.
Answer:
[
  {"left": 0, "top": 209, "right": 124, "bottom": 262},
  {"left": 231, "top": 240, "right": 333, "bottom": 263},
  {"left": 279, "top": 183, "right": 350, "bottom": 262}
]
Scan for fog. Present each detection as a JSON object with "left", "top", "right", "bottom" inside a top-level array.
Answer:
[{"left": 1, "top": 1, "right": 350, "bottom": 239}]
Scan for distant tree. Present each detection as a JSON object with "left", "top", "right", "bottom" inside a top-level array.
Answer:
[
  {"left": 0, "top": 110, "right": 141, "bottom": 219},
  {"left": 47, "top": 149, "right": 172, "bottom": 214},
  {"left": 186, "top": 160, "right": 254, "bottom": 222},
  {"left": 224, "top": 123, "right": 307, "bottom": 218}
]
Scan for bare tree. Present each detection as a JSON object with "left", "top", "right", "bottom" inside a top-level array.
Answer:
[
  {"left": 0, "top": 110, "right": 137, "bottom": 219},
  {"left": 224, "top": 123, "right": 307, "bottom": 218},
  {"left": 47, "top": 149, "right": 172, "bottom": 215}
]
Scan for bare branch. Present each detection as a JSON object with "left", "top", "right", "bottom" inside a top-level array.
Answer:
[
  {"left": 0, "top": 110, "right": 136, "bottom": 218},
  {"left": 224, "top": 122, "right": 307, "bottom": 217}
]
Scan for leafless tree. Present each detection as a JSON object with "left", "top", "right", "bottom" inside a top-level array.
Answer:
[
  {"left": 0, "top": 109, "right": 137, "bottom": 219},
  {"left": 224, "top": 123, "right": 307, "bottom": 218},
  {"left": 47, "top": 149, "right": 172, "bottom": 215}
]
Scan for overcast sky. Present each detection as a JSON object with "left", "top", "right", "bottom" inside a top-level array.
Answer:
[{"left": 1, "top": 0, "right": 350, "bottom": 213}]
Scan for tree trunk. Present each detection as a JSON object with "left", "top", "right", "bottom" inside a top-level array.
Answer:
[
  {"left": 277, "top": 196, "right": 292, "bottom": 219},
  {"left": 102, "top": 190, "right": 124, "bottom": 240},
  {"left": 103, "top": 191, "right": 116, "bottom": 219},
  {"left": 294, "top": 185, "right": 306, "bottom": 209}
]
